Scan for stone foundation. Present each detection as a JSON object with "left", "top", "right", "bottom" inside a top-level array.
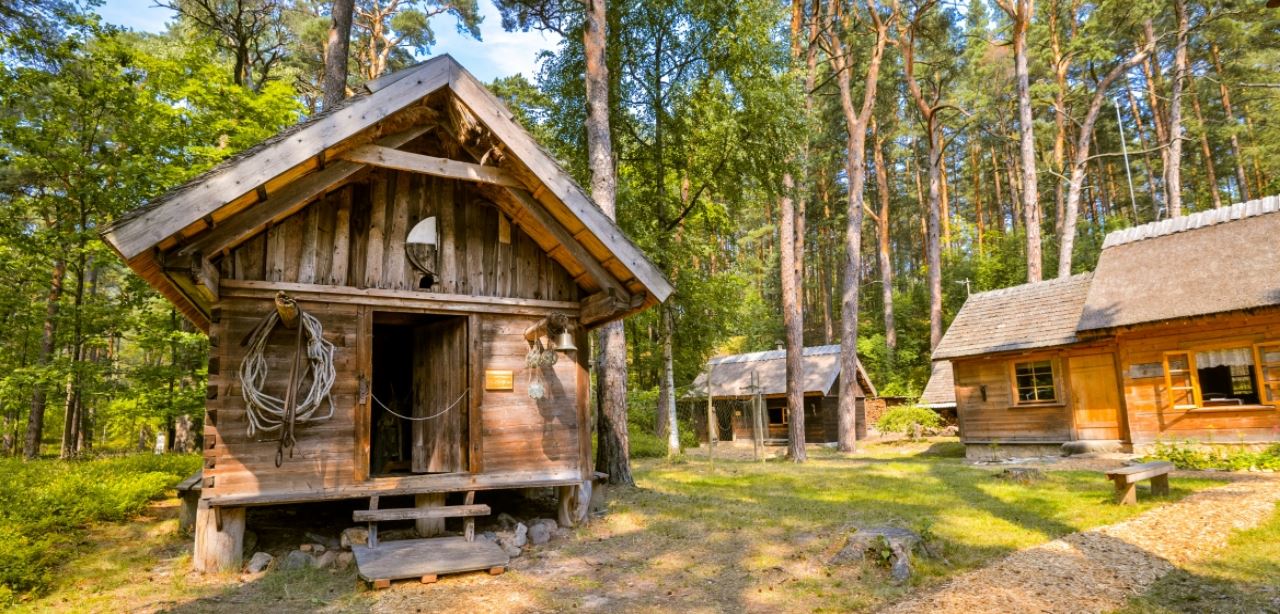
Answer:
[{"left": 964, "top": 443, "right": 1066, "bottom": 461}]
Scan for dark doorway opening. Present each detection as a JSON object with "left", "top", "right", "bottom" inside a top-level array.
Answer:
[{"left": 370, "top": 312, "right": 468, "bottom": 476}]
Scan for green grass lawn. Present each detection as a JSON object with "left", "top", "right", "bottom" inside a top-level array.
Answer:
[
  {"left": 8, "top": 444, "right": 1239, "bottom": 613},
  {"left": 532, "top": 444, "right": 1224, "bottom": 612},
  {"left": 1114, "top": 506, "right": 1280, "bottom": 613}
]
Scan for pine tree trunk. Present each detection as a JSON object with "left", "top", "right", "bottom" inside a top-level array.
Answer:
[
  {"left": 872, "top": 119, "right": 896, "bottom": 352},
  {"left": 1189, "top": 81, "right": 1222, "bottom": 209},
  {"left": 24, "top": 257, "right": 66, "bottom": 459},
  {"left": 1208, "top": 45, "right": 1249, "bottom": 202},
  {"left": 926, "top": 120, "right": 944, "bottom": 348},
  {"left": 583, "top": 0, "right": 631, "bottom": 486},
  {"left": 323, "top": 0, "right": 355, "bottom": 108},
  {"left": 1005, "top": 0, "right": 1042, "bottom": 282},
  {"left": 660, "top": 306, "right": 678, "bottom": 457},
  {"left": 1164, "top": 0, "right": 1188, "bottom": 218}
]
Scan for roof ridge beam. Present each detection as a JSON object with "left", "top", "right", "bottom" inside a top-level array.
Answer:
[{"left": 340, "top": 144, "right": 523, "bottom": 188}]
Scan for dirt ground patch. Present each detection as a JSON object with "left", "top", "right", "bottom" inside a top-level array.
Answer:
[{"left": 879, "top": 475, "right": 1280, "bottom": 614}]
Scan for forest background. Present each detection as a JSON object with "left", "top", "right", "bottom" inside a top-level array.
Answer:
[{"left": 1, "top": 0, "right": 1277, "bottom": 459}]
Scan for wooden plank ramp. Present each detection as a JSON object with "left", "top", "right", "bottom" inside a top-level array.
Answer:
[{"left": 353, "top": 536, "right": 509, "bottom": 587}]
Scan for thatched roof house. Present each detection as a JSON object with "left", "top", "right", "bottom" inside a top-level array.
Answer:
[{"left": 935, "top": 196, "right": 1280, "bottom": 460}]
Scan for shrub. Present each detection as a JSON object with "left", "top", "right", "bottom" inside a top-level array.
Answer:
[
  {"left": 875, "top": 405, "right": 943, "bottom": 436},
  {"left": 1145, "top": 441, "right": 1280, "bottom": 472},
  {"left": 0, "top": 453, "right": 200, "bottom": 603}
]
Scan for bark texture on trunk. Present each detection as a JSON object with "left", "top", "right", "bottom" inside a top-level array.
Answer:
[
  {"left": 1164, "top": 0, "right": 1188, "bottom": 218},
  {"left": 1058, "top": 46, "right": 1155, "bottom": 278},
  {"left": 1208, "top": 45, "right": 1249, "bottom": 202},
  {"left": 323, "top": 0, "right": 355, "bottom": 109},
  {"left": 24, "top": 257, "right": 66, "bottom": 459},
  {"left": 780, "top": 172, "right": 806, "bottom": 462},
  {"left": 660, "top": 305, "right": 678, "bottom": 457},
  {"left": 583, "top": 0, "right": 631, "bottom": 485},
  {"left": 827, "top": 0, "right": 889, "bottom": 453},
  {"left": 871, "top": 118, "right": 895, "bottom": 351},
  {"left": 997, "top": 0, "right": 1041, "bottom": 282}
]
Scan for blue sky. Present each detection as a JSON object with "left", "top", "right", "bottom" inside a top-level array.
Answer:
[{"left": 94, "top": 0, "right": 561, "bottom": 83}]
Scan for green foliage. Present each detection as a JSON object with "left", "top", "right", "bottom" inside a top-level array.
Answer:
[
  {"left": 1144, "top": 441, "right": 1280, "bottom": 472},
  {"left": 875, "top": 405, "right": 944, "bottom": 436},
  {"left": 0, "top": 454, "right": 200, "bottom": 603},
  {"left": 627, "top": 387, "right": 698, "bottom": 458}
]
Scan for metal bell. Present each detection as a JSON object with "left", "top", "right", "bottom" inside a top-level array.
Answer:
[{"left": 553, "top": 330, "right": 577, "bottom": 353}]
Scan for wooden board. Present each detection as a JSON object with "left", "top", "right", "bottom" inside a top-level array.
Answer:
[
  {"left": 352, "top": 536, "right": 508, "bottom": 582},
  {"left": 1068, "top": 353, "right": 1125, "bottom": 441}
]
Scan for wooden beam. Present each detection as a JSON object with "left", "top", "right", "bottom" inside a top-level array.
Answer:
[
  {"left": 220, "top": 279, "right": 580, "bottom": 317},
  {"left": 580, "top": 289, "right": 645, "bottom": 328},
  {"left": 191, "top": 253, "right": 220, "bottom": 303},
  {"left": 340, "top": 144, "right": 523, "bottom": 188},
  {"left": 353, "top": 503, "right": 490, "bottom": 522},
  {"left": 106, "top": 57, "right": 454, "bottom": 260},
  {"left": 448, "top": 65, "right": 673, "bottom": 303},
  {"left": 497, "top": 187, "right": 628, "bottom": 298},
  {"left": 177, "top": 126, "right": 432, "bottom": 259}
]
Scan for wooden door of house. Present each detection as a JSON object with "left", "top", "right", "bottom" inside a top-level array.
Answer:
[
  {"left": 411, "top": 318, "right": 468, "bottom": 473},
  {"left": 1068, "top": 353, "right": 1125, "bottom": 441}
]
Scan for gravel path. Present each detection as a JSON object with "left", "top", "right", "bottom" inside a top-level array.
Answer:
[{"left": 880, "top": 475, "right": 1280, "bottom": 614}]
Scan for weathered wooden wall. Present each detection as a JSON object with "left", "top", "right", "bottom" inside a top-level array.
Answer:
[
  {"left": 201, "top": 169, "right": 589, "bottom": 505},
  {"left": 203, "top": 293, "right": 585, "bottom": 503},
  {"left": 221, "top": 170, "right": 578, "bottom": 303},
  {"left": 1117, "top": 310, "right": 1280, "bottom": 444},
  {"left": 953, "top": 352, "right": 1077, "bottom": 443}
]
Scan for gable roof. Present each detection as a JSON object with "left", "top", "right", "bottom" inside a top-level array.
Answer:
[
  {"left": 919, "top": 360, "right": 955, "bottom": 408},
  {"left": 686, "top": 344, "right": 877, "bottom": 399},
  {"left": 102, "top": 55, "right": 671, "bottom": 330},
  {"left": 931, "top": 273, "right": 1093, "bottom": 360},
  {"left": 1078, "top": 196, "right": 1280, "bottom": 331}
]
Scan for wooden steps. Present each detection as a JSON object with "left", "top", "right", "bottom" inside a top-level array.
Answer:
[
  {"left": 353, "top": 503, "right": 490, "bottom": 522},
  {"left": 354, "top": 536, "right": 508, "bottom": 588}
]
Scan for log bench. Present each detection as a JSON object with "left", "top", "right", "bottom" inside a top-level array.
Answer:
[{"left": 1105, "top": 461, "right": 1173, "bottom": 505}]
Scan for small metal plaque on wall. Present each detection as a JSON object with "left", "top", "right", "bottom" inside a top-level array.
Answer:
[
  {"left": 485, "top": 370, "right": 515, "bottom": 391},
  {"left": 1127, "top": 362, "right": 1164, "bottom": 379}
]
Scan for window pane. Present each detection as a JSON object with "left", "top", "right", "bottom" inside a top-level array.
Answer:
[
  {"left": 1016, "top": 374, "right": 1035, "bottom": 389},
  {"left": 1169, "top": 372, "right": 1192, "bottom": 389},
  {"left": 1171, "top": 388, "right": 1194, "bottom": 407},
  {"left": 1034, "top": 372, "right": 1054, "bottom": 388},
  {"left": 1036, "top": 387, "right": 1056, "bottom": 400},
  {"left": 1260, "top": 348, "right": 1280, "bottom": 364},
  {"left": 1167, "top": 355, "right": 1189, "bottom": 371}
]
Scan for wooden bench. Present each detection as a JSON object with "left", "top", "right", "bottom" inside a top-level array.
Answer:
[
  {"left": 176, "top": 470, "right": 203, "bottom": 534},
  {"left": 1105, "top": 461, "right": 1173, "bottom": 505},
  {"left": 353, "top": 492, "right": 508, "bottom": 589}
]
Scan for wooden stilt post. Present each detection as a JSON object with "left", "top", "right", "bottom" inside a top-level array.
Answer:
[
  {"left": 557, "top": 484, "right": 576, "bottom": 528},
  {"left": 706, "top": 361, "right": 716, "bottom": 464},
  {"left": 414, "top": 492, "right": 446, "bottom": 537},
  {"left": 193, "top": 501, "right": 245, "bottom": 573}
]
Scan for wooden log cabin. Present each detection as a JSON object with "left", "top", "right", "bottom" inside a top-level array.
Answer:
[
  {"left": 686, "top": 345, "right": 877, "bottom": 444},
  {"left": 933, "top": 197, "right": 1280, "bottom": 460},
  {"left": 101, "top": 56, "right": 672, "bottom": 575}
]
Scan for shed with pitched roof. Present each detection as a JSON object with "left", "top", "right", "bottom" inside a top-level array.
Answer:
[{"left": 103, "top": 56, "right": 671, "bottom": 575}]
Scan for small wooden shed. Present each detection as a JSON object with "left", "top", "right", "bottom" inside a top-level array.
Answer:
[
  {"left": 686, "top": 345, "right": 877, "bottom": 444},
  {"left": 103, "top": 56, "right": 671, "bottom": 574},
  {"left": 934, "top": 196, "right": 1280, "bottom": 459}
]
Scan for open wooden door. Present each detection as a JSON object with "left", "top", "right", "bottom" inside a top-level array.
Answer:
[
  {"left": 412, "top": 318, "right": 468, "bottom": 473},
  {"left": 1068, "top": 353, "right": 1125, "bottom": 441}
]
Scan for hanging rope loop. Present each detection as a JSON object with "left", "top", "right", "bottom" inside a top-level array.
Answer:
[{"left": 239, "top": 292, "right": 336, "bottom": 464}]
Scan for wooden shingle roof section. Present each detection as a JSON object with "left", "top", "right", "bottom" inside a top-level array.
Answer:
[
  {"left": 1078, "top": 197, "right": 1280, "bottom": 332},
  {"left": 931, "top": 273, "right": 1093, "bottom": 360},
  {"left": 919, "top": 361, "right": 955, "bottom": 408},
  {"left": 102, "top": 55, "right": 671, "bottom": 331},
  {"left": 687, "top": 345, "right": 876, "bottom": 400}
]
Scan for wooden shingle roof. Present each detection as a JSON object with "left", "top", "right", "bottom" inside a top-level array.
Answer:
[
  {"left": 102, "top": 55, "right": 672, "bottom": 330},
  {"left": 686, "top": 345, "right": 876, "bottom": 399},
  {"left": 1078, "top": 196, "right": 1280, "bottom": 331},
  {"left": 919, "top": 360, "right": 955, "bottom": 408},
  {"left": 931, "top": 273, "right": 1093, "bottom": 360}
]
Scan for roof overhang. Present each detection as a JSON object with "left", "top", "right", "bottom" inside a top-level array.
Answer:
[{"left": 103, "top": 56, "right": 671, "bottom": 332}]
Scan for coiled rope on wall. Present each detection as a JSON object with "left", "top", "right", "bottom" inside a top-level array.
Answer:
[{"left": 239, "top": 292, "right": 336, "bottom": 465}]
